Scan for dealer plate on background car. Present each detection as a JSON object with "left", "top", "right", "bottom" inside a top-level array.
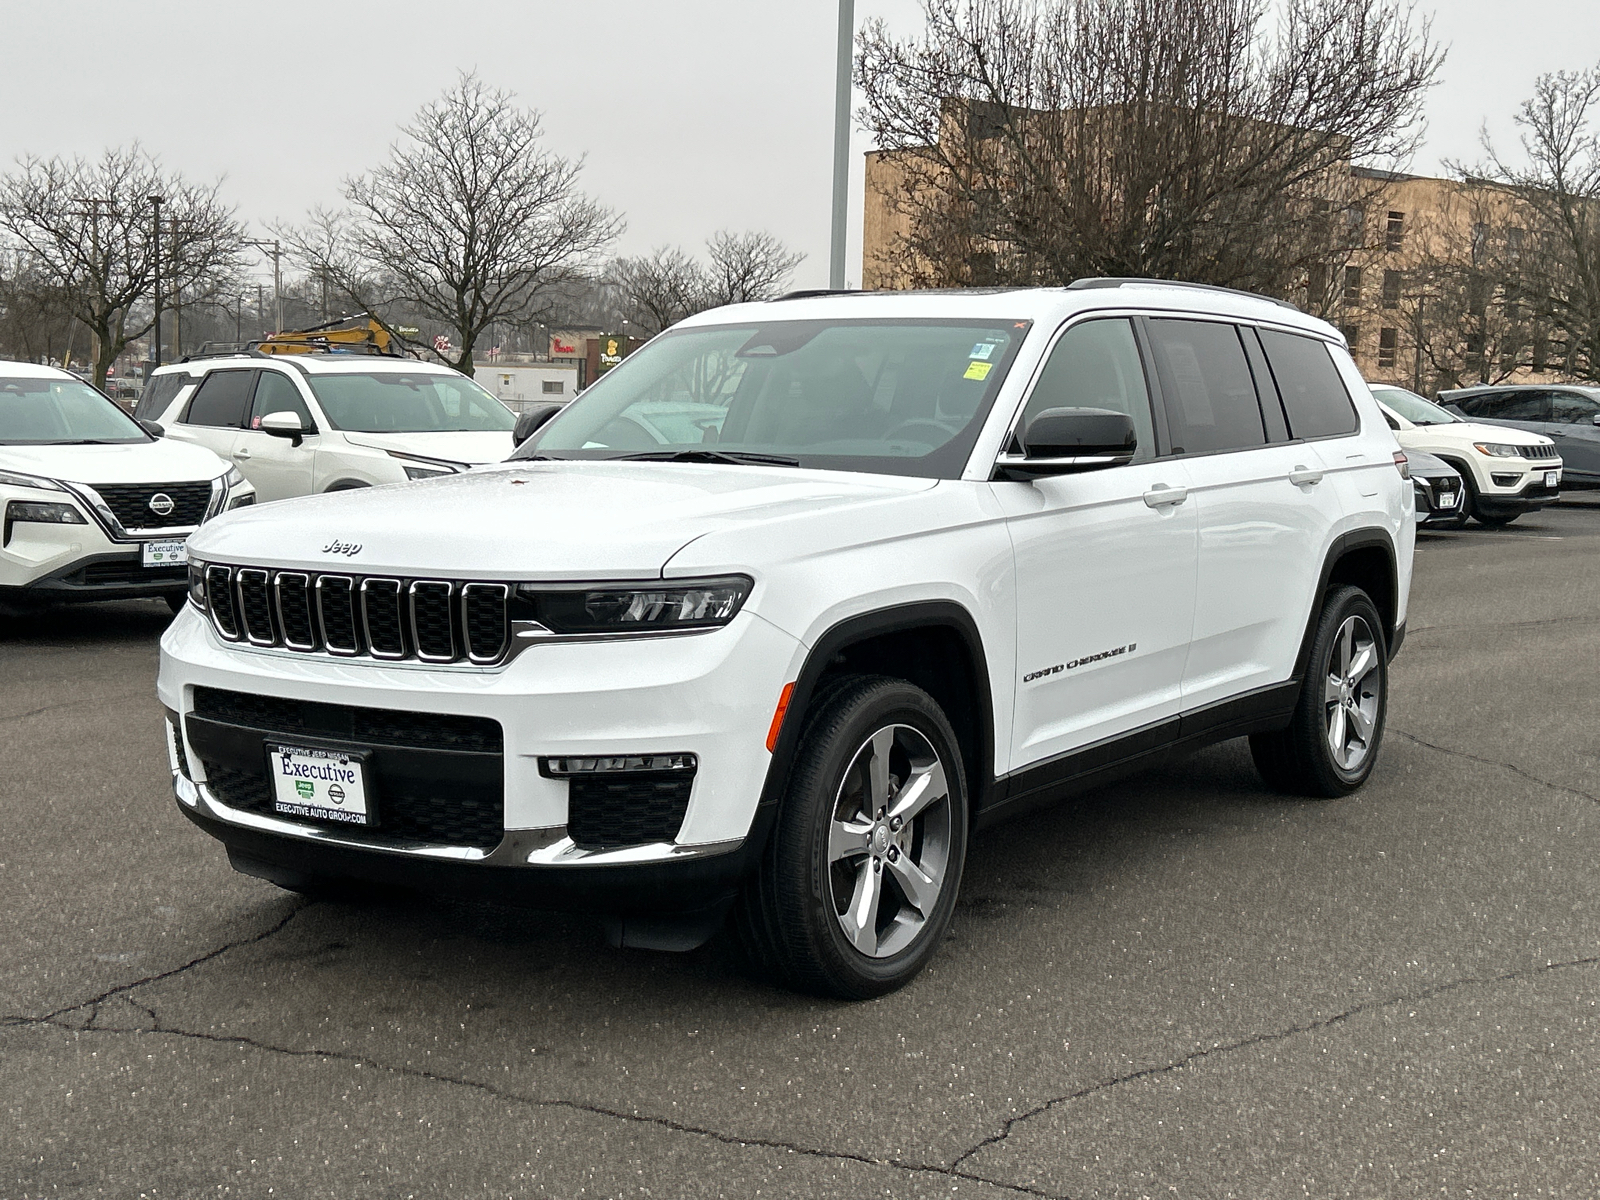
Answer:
[
  {"left": 1545, "top": 470, "right": 1559, "bottom": 488},
  {"left": 142, "top": 538, "right": 186, "bottom": 567},
  {"left": 268, "top": 745, "right": 372, "bottom": 825}
]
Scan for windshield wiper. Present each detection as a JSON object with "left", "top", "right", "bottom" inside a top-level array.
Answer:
[{"left": 613, "top": 449, "right": 801, "bottom": 467}]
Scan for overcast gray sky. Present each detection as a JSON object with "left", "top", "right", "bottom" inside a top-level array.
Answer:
[{"left": 2, "top": 0, "right": 1597, "bottom": 295}]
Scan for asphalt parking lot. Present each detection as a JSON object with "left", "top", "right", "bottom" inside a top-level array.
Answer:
[{"left": 4, "top": 500, "right": 1599, "bottom": 1200}]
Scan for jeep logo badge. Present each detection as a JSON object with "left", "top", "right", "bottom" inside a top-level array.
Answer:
[{"left": 147, "top": 493, "right": 175, "bottom": 518}]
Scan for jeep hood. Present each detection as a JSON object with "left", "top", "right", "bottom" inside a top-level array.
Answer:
[{"left": 185, "top": 460, "right": 938, "bottom": 578}]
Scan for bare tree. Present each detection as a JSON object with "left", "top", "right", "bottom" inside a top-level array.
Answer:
[
  {"left": 0, "top": 146, "right": 245, "bottom": 390},
  {"left": 857, "top": 0, "right": 1442, "bottom": 294},
  {"left": 0, "top": 248, "right": 76, "bottom": 365},
  {"left": 282, "top": 73, "right": 620, "bottom": 376},
  {"left": 703, "top": 231, "right": 805, "bottom": 305},
  {"left": 607, "top": 231, "right": 805, "bottom": 335},
  {"left": 606, "top": 246, "right": 707, "bottom": 334},
  {"left": 1469, "top": 65, "right": 1600, "bottom": 380}
]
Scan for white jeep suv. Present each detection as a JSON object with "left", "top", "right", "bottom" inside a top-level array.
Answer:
[
  {"left": 1368, "top": 384, "right": 1561, "bottom": 527},
  {"left": 1, "top": 361, "right": 254, "bottom": 615},
  {"left": 159, "top": 282, "right": 1413, "bottom": 997},
  {"left": 137, "top": 353, "right": 519, "bottom": 502}
]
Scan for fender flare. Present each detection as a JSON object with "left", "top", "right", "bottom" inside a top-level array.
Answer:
[
  {"left": 1292, "top": 528, "right": 1399, "bottom": 683},
  {"left": 322, "top": 479, "right": 373, "bottom": 492},
  {"left": 746, "top": 600, "right": 996, "bottom": 856}
]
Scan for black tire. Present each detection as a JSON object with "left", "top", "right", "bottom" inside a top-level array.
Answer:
[
  {"left": 1474, "top": 510, "right": 1519, "bottom": 527},
  {"left": 1250, "top": 586, "right": 1388, "bottom": 798},
  {"left": 735, "top": 675, "right": 969, "bottom": 999}
]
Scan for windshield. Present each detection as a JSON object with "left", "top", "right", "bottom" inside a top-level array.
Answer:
[
  {"left": 518, "top": 318, "right": 1031, "bottom": 478},
  {"left": 306, "top": 371, "right": 517, "bottom": 434},
  {"left": 1372, "top": 385, "right": 1458, "bottom": 425},
  {"left": 0, "top": 376, "right": 149, "bottom": 445}
]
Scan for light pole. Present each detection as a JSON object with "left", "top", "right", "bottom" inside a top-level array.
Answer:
[
  {"left": 148, "top": 195, "right": 163, "bottom": 367},
  {"left": 829, "top": 0, "right": 855, "bottom": 290}
]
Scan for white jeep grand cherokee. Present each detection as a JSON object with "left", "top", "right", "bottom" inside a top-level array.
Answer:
[{"left": 160, "top": 281, "right": 1413, "bottom": 997}]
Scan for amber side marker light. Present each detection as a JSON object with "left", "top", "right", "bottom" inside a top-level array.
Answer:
[{"left": 766, "top": 682, "right": 796, "bottom": 752}]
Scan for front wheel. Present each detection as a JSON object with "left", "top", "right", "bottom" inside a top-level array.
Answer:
[
  {"left": 1474, "top": 510, "right": 1519, "bottom": 527},
  {"left": 736, "top": 675, "right": 968, "bottom": 998},
  {"left": 1250, "top": 586, "right": 1388, "bottom": 797}
]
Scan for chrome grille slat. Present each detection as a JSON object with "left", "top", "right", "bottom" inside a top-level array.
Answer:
[
  {"left": 205, "top": 565, "right": 240, "bottom": 640},
  {"left": 235, "top": 569, "right": 276, "bottom": 646},
  {"left": 275, "top": 572, "right": 317, "bottom": 651},
  {"left": 316, "top": 575, "right": 360, "bottom": 655},
  {"left": 409, "top": 580, "right": 457, "bottom": 662},
  {"left": 461, "top": 583, "right": 510, "bottom": 664},
  {"left": 361, "top": 578, "right": 407, "bottom": 659}
]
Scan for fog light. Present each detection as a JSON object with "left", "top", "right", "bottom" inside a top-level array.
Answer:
[{"left": 539, "top": 753, "right": 697, "bottom": 777}]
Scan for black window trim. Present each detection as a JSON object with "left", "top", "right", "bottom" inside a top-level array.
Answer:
[
  {"left": 244, "top": 366, "right": 323, "bottom": 435},
  {"left": 1252, "top": 325, "right": 1363, "bottom": 445},
  {"left": 1138, "top": 314, "right": 1274, "bottom": 462},
  {"left": 180, "top": 367, "right": 260, "bottom": 429},
  {"left": 992, "top": 311, "right": 1169, "bottom": 465}
]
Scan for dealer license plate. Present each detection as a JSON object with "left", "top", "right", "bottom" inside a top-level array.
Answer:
[
  {"left": 1436, "top": 490, "right": 1459, "bottom": 508},
  {"left": 268, "top": 745, "right": 371, "bottom": 826},
  {"left": 1545, "top": 470, "right": 1559, "bottom": 488},
  {"left": 142, "top": 538, "right": 186, "bottom": 567}
]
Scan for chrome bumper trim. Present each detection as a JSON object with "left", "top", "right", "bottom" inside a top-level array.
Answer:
[{"left": 173, "top": 772, "right": 743, "bottom": 867}]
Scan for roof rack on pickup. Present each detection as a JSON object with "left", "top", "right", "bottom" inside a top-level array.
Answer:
[{"left": 1067, "top": 277, "right": 1298, "bottom": 310}]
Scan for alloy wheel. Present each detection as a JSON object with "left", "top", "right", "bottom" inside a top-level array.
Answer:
[
  {"left": 826, "top": 724, "right": 953, "bottom": 959},
  {"left": 1324, "top": 614, "right": 1381, "bottom": 772}
]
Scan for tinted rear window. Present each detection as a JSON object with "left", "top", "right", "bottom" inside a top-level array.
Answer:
[
  {"left": 1258, "top": 331, "right": 1358, "bottom": 439},
  {"left": 134, "top": 372, "right": 192, "bottom": 420},
  {"left": 1146, "top": 319, "right": 1265, "bottom": 454},
  {"left": 183, "top": 370, "right": 254, "bottom": 428}
]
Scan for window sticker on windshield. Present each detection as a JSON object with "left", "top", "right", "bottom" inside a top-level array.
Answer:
[
  {"left": 969, "top": 342, "right": 997, "bottom": 360},
  {"left": 964, "top": 361, "right": 994, "bottom": 381}
]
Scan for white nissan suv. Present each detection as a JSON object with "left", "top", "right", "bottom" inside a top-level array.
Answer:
[
  {"left": 1, "top": 361, "right": 254, "bottom": 616},
  {"left": 137, "top": 353, "right": 519, "bottom": 502},
  {"left": 159, "top": 281, "right": 1413, "bottom": 997}
]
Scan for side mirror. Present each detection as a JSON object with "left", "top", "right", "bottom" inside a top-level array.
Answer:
[
  {"left": 1591, "top": 413, "right": 1600, "bottom": 427},
  {"left": 260, "top": 410, "right": 313, "bottom": 447},
  {"left": 138, "top": 419, "right": 165, "bottom": 438},
  {"left": 514, "top": 403, "right": 563, "bottom": 446},
  {"left": 996, "top": 407, "right": 1137, "bottom": 478}
]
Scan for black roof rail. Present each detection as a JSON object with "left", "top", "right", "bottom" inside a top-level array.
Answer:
[
  {"left": 1067, "top": 277, "right": 1299, "bottom": 311},
  {"left": 774, "top": 288, "right": 871, "bottom": 301}
]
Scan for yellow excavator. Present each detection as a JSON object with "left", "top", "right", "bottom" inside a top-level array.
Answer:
[{"left": 255, "top": 313, "right": 397, "bottom": 356}]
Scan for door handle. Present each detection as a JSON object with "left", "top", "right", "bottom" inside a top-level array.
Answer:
[
  {"left": 1142, "top": 483, "right": 1188, "bottom": 509},
  {"left": 233, "top": 450, "right": 251, "bottom": 460},
  {"left": 1288, "top": 465, "right": 1324, "bottom": 486}
]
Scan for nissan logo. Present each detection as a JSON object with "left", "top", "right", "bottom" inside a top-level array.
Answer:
[{"left": 147, "top": 493, "right": 176, "bottom": 518}]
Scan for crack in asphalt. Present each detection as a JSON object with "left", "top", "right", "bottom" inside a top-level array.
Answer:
[
  {"left": 948, "top": 952, "right": 1600, "bottom": 1172},
  {"left": 0, "top": 689, "right": 149, "bottom": 727},
  {"left": 1, "top": 903, "right": 308, "bottom": 1030},
  {"left": 17, "top": 1009, "right": 1066, "bottom": 1200},
  {"left": 1390, "top": 727, "right": 1600, "bottom": 806}
]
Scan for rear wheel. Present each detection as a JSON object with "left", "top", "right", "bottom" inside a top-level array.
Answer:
[
  {"left": 736, "top": 675, "right": 968, "bottom": 998},
  {"left": 1251, "top": 586, "right": 1387, "bottom": 797}
]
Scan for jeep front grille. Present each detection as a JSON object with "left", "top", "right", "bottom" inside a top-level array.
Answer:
[{"left": 202, "top": 566, "right": 510, "bottom": 665}]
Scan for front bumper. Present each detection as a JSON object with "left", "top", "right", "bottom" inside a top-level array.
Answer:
[
  {"left": 1476, "top": 470, "right": 1561, "bottom": 516},
  {"left": 1412, "top": 475, "right": 1464, "bottom": 526},
  {"left": 159, "top": 605, "right": 805, "bottom": 908}
]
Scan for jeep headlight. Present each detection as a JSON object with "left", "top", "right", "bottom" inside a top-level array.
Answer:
[
  {"left": 519, "top": 576, "right": 752, "bottom": 634},
  {"left": 1473, "top": 442, "right": 1523, "bottom": 458}
]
